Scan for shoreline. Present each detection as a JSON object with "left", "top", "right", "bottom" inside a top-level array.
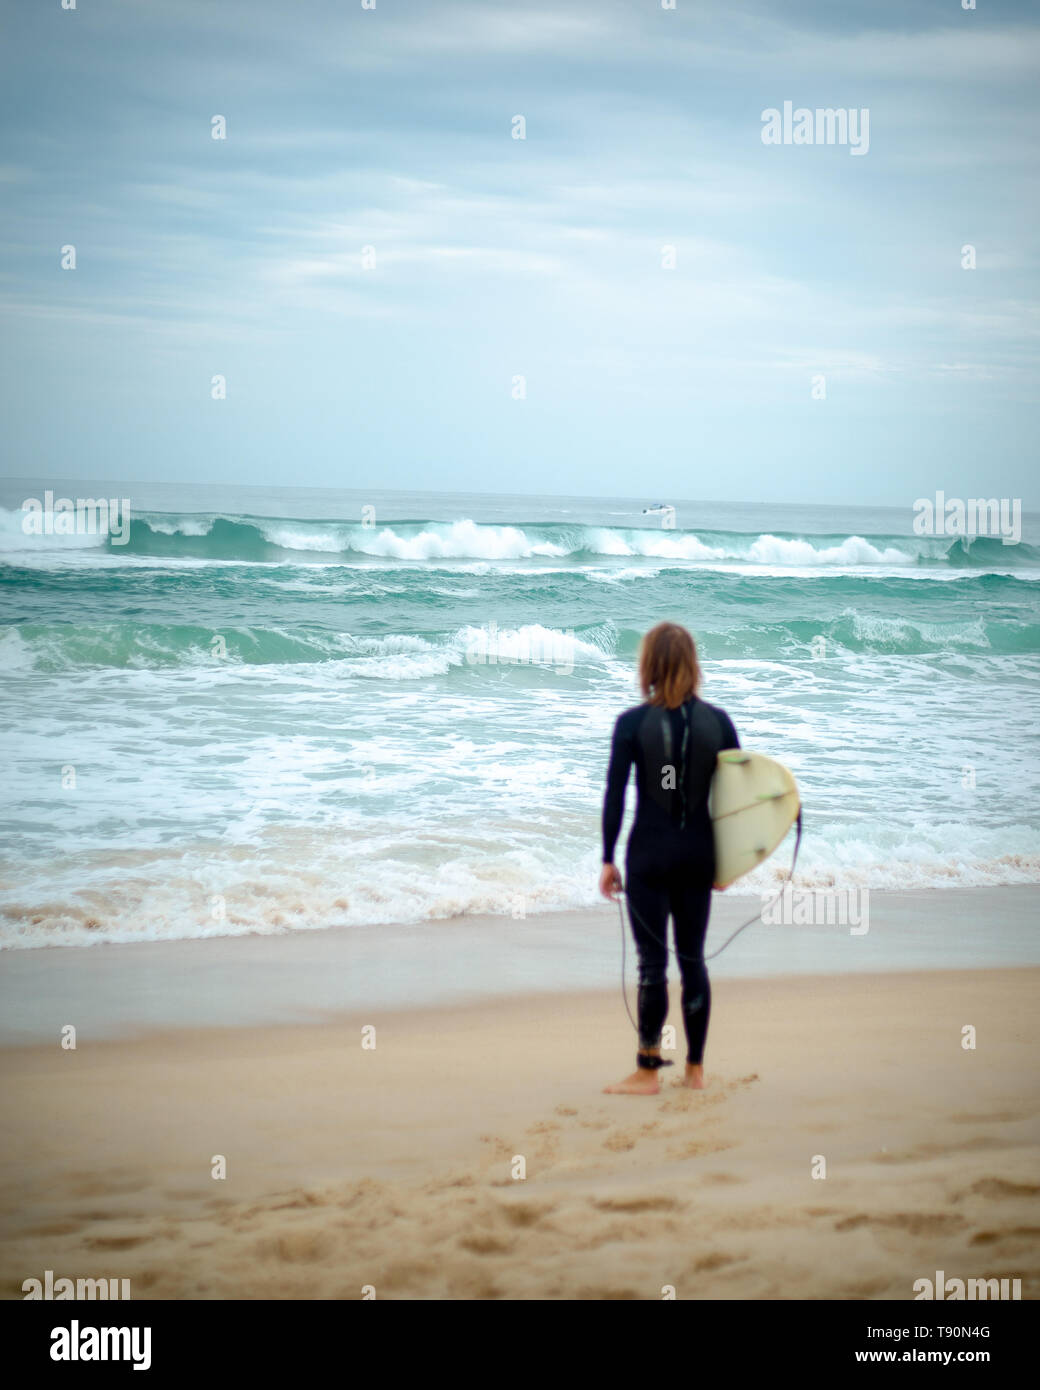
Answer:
[{"left": 0, "top": 884, "right": 1037, "bottom": 1045}]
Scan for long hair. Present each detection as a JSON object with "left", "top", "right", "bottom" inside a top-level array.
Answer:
[{"left": 638, "top": 622, "right": 701, "bottom": 709}]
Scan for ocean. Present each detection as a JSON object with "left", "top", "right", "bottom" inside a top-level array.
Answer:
[{"left": 1, "top": 479, "right": 1038, "bottom": 951}]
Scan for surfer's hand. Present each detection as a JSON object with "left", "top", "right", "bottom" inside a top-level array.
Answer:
[{"left": 600, "top": 863, "right": 623, "bottom": 900}]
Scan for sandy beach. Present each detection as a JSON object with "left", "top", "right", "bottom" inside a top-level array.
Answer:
[
  {"left": 3, "top": 0, "right": 1040, "bottom": 1331},
  {"left": 1, "top": 904, "right": 1037, "bottom": 1300}
]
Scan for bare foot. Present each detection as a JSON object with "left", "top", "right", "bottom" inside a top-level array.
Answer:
[
  {"left": 682, "top": 1063, "right": 706, "bottom": 1090},
  {"left": 604, "top": 1068, "right": 660, "bottom": 1095}
]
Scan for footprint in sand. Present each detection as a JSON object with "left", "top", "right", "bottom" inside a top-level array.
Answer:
[
  {"left": 970, "top": 1226, "right": 1040, "bottom": 1246},
  {"left": 969, "top": 1177, "right": 1040, "bottom": 1199},
  {"left": 835, "top": 1212, "right": 965, "bottom": 1235},
  {"left": 83, "top": 1233, "right": 151, "bottom": 1251},
  {"left": 20, "top": 1218, "right": 87, "bottom": 1237},
  {"left": 667, "top": 1138, "right": 736, "bottom": 1160},
  {"left": 499, "top": 1201, "right": 549, "bottom": 1228},
  {"left": 603, "top": 1120, "right": 660, "bottom": 1152},
  {"left": 591, "top": 1195, "right": 679, "bottom": 1214},
  {"left": 422, "top": 1173, "right": 477, "bottom": 1194},
  {"left": 65, "top": 1170, "right": 152, "bottom": 1200},
  {"left": 845, "top": 1277, "right": 893, "bottom": 1297},
  {"left": 692, "top": 1250, "right": 741, "bottom": 1272},
  {"left": 660, "top": 1072, "right": 759, "bottom": 1109},
  {"left": 266, "top": 1190, "right": 330, "bottom": 1211},
  {"left": 478, "top": 1135, "right": 514, "bottom": 1161},
  {"left": 458, "top": 1231, "right": 516, "bottom": 1256},
  {"left": 252, "top": 1228, "right": 333, "bottom": 1263}
]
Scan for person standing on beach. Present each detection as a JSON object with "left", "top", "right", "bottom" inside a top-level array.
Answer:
[{"left": 600, "top": 622, "right": 739, "bottom": 1095}]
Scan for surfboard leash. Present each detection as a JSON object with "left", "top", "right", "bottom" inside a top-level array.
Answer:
[{"left": 616, "top": 809, "right": 803, "bottom": 1036}]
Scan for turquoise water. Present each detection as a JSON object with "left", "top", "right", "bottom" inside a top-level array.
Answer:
[{"left": 1, "top": 481, "right": 1038, "bottom": 949}]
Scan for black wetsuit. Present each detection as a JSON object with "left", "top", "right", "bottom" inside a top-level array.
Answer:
[{"left": 602, "top": 696, "right": 740, "bottom": 1067}]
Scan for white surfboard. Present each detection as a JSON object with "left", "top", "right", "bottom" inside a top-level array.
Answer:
[{"left": 709, "top": 750, "right": 801, "bottom": 889}]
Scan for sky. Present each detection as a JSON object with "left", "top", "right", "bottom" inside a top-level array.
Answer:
[{"left": 0, "top": 0, "right": 1037, "bottom": 506}]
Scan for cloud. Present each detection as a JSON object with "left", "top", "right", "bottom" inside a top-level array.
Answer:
[{"left": 0, "top": 0, "right": 1036, "bottom": 495}]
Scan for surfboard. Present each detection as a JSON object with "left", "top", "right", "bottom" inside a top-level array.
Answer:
[{"left": 709, "top": 749, "right": 801, "bottom": 889}]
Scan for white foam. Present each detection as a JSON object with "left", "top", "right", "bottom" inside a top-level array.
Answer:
[
  {"left": 259, "top": 521, "right": 351, "bottom": 552},
  {"left": 0, "top": 505, "right": 110, "bottom": 552},
  {"left": 0, "top": 628, "right": 32, "bottom": 673},
  {"left": 141, "top": 514, "right": 215, "bottom": 537},
  {"left": 454, "top": 622, "right": 610, "bottom": 667},
  {"left": 841, "top": 609, "right": 991, "bottom": 650},
  {"left": 745, "top": 534, "right": 914, "bottom": 566},
  {"left": 352, "top": 519, "right": 567, "bottom": 561}
]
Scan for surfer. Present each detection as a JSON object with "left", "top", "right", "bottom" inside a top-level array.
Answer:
[{"left": 600, "top": 622, "right": 740, "bottom": 1094}]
